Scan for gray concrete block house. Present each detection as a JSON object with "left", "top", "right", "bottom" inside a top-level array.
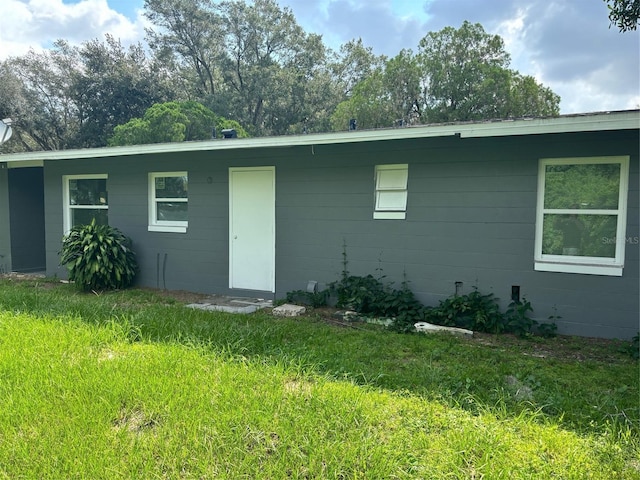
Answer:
[{"left": 1, "top": 110, "right": 638, "bottom": 339}]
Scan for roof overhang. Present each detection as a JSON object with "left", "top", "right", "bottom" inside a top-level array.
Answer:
[{"left": 1, "top": 110, "right": 638, "bottom": 165}]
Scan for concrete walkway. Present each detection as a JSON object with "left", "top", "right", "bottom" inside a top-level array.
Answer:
[{"left": 186, "top": 294, "right": 272, "bottom": 314}]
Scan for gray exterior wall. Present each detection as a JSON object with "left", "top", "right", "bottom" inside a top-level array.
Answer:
[
  {"left": 41, "top": 128, "right": 639, "bottom": 339},
  {"left": 0, "top": 165, "right": 10, "bottom": 273},
  {"left": 275, "top": 131, "right": 638, "bottom": 340}
]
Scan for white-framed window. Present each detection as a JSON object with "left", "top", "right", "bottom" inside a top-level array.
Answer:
[
  {"left": 534, "top": 156, "right": 629, "bottom": 276},
  {"left": 374, "top": 164, "right": 408, "bottom": 219},
  {"left": 63, "top": 174, "right": 108, "bottom": 233},
  {"left": 148, "top": 172, "right": 188, "bottom": 233}
]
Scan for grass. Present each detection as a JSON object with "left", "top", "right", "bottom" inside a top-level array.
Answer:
[{"left": 0, "top": 277, "right": 638, "bottom": 478}]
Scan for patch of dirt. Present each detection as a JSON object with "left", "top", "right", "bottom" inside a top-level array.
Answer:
[
  {"left": 139, "top": 287, "right": 213, "bottom": 304},
  {"left": 112, "top": 406, "right": 159, "bottom": 434},
  {"left": 303, "top": 307, "right": 633, "bottom": 362},
  {"left": 470, "top": 331, "right": 632, "bottom": 363}
]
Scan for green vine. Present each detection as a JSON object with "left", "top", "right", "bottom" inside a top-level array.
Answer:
[{"left": 284, "top": 243, "right": 556, "bottom": 336}]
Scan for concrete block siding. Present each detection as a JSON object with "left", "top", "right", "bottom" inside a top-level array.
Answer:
[{"left": 2, "top": 112, "right": 636, "bottom": 339}]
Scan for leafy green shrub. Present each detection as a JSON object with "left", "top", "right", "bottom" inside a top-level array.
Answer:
[
  {"left": 504, "top": 297, "right": 536, "bottom": 337},
  {"left": 383, "top": 281, "right": 426, "bottom": 333},
  {"left": 324, "top": 273, "right": 424, "bottom": 332},
  {"left": 535, "top": 322, "right": 558, "bottom": 338},
  {"left": 328, "top": 274, "right": 386, "bottom": 314},
  {"left": 425, "top": 289, "right": 504, "bottom": 333},
  {"left": 59, "top": 219, "right": 138, "bottom": 292},
  {"left": 287, "top": 242, "right": 556, "bottom": 337}
]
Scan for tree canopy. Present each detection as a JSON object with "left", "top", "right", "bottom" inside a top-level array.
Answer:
[
  {"left": 108, "top": 101, "right": 248, "bottom": 146},
  {"left": 1, "top": 1, "right": 564, "bottom": 153},
  {"left": 331, "top": 22, "right": 559, "bottom": 130},
  {"left": 1, "top": 37, "right": 175, "bottom": 152},
  {"left": 605, "top": 0, "right": 639, "bottom": 31}
]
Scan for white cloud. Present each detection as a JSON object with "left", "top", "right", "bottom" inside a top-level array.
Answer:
[
  {"left": 0, "top": 0, "right": 146, "bottom": 59},
  {"left": 426, "top": 0, "right": 639, "bottom": 113},
  {"left": 494, "top": 9, "right": 529, "bottom": 69},
  {"left": 2, "top": 0, "right": 637, "bottom": 114},
  {"left": 281, "top": 0, "right": 638, "bottom": 113},
  {"left": 554, "top": 78, "right": 639, "bottom": 114}
]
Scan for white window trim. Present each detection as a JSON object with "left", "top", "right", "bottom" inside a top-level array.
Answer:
[
  {"left": 534, "top": 156, "right": 629, "bottom": 276},
  {"left": 148, "top": 172, "right": 188, "bottom": 233},
  {"left": 62, "top": 174, "right": 108, "bottom": 234},
  {"left": 374, "top": 164, "right": 408, "bottom": 220}
]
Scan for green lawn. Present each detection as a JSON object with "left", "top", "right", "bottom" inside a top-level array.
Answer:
[{"left": 0, "top": 278, "right": 637, "bottom": 479}]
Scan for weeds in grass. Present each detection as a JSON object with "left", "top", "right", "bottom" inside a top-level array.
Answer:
[
  {"left": 628, "top": 333, "right": 639, "bottom": 359},
  {"left": 0, "top": 278, "right": 638, "bottom": 478}
]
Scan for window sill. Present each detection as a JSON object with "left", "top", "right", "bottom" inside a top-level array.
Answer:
[
  {"left": 374, "top": 211, "right": 406, "bottom": 220},
  {"left": 148, "top": 225, "right": 187, "bottom": 234},
  {"left": 534, "top": 260, "right": 623, "bottom": 276}
]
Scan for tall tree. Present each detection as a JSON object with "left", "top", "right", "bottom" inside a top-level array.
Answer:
[
  {"left": 1, "top": 43, "right": 80, "bottom": 151},
  {"left": 144, "top": 0, "right": 336, "bottom": 136},
  {"left": 144, "top": 0, "right": 225, "bottom": 96},
  {"left": 506, "top": 74, "right": 560, "bottom": 118},
  {"left": 605, "top": 0, "right": 639, "bottom": 31},
  {"left": 383, "top": 49, "right": 422, "bottom": 125},
  {"left": 1, "top": 37, "right": 178, "bottom": 152},
  {"left": 330, "top": 50, "right": 421, "bottom": 130},
  {"left": 418, "top": 21, "right": 512, "bottom": 122},
  {"left": 0, "top": 63, "right": 37, "bottom": 152},
  {"left": 332, "top": 22, "right": 559, "bottom": 130},
  {"left": 330, "top": 38, "right": 386, "bottom": 98},
  {"left": 331, "top": 71, "right": 391, "bottom": 130},
  {"left": 217, "top": 0, "right": 329, "bottom": 135},
  {"left": 417, "top": 21, "right": 559, "bottom": 122},
  {"left": 71, "top": 35, "right": 176, "bottom": 148}
]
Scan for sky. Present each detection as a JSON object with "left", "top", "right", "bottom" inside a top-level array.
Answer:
[{"left": 1, "top": 0, "right": 638, "bottom": 114}]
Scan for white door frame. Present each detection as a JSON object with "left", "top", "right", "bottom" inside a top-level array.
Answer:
[{"left": 228, "top": 166, "right": 275, "bottom": 292}]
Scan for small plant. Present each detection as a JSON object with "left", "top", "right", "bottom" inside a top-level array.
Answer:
[
  {"left": 536, "top": 322, "right": 558, "bottom": 338},
  {"left": 59, "top": 219, "right": 138, "bottom": 292},
  {"left": 533, "top": 307, "right": 560, "bottom": 338},
  {"left": 322, "top": 243, "right": 425, "bottom": 331},
  {"left": 328, "top": 242, "right": 388, "bottom": 313},
  {"left": 290, "top": 242, "right": 553, "bottom": 338},
  {"left": 505, "top": 297, "right": 536, "bottom": 337},
  {"left": 385, "top": 280, "right": 426, "bottom": 333},
  {"left": 628, "top": 333, "right": 639, "bottom": 359},
  {"left": 285, "top": 289, "right": 328, "bottom": 308}
]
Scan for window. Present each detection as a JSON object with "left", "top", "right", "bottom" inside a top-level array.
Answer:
[
  {"left": 149, "top": 172, "right": 188, "bottom": 233},
  {"left": 374, "top": 164, "right": 408, "bottom": 219},
  {"left": 534, "top": 156, "right": 629, "bottom": 276},
  {"left": 63, "top": 175, "right": 108, "bottom": 233}
]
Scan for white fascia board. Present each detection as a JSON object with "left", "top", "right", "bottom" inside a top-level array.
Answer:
[
  {"left": 6, "top": 160, "right": 43, "bottom": 168},
  {"left": 459, "top": 110, "right": 640, "bottom": 138},
  {"left": 0, "top": 110, "right": 637, "bottom": 164},
  {"left": 0, "top": 127, "right": 460, "bottom": 163}
]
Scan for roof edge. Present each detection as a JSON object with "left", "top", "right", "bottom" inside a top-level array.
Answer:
[{"left": 1, "top": 110, "right": 638, "bottom": 163}]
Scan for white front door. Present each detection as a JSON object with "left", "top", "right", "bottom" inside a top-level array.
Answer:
[{"left": 229, "top": 167, "right": 275, "bottom": 292}]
